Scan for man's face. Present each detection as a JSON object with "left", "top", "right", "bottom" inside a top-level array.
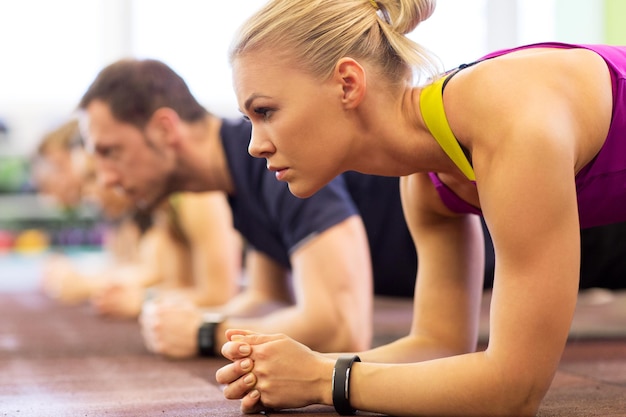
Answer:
[{"left": 83, "top": 100, "right": 174, "bottom": 210}]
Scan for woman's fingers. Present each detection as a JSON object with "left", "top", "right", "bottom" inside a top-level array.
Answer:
[
  {"left": 216, "top": 357, "right": 254, "bottom": 387},
  {"left": 240, "top": 389, "right": 266, "bottom": 414},
  {"left": 220, "top": 338, "right": 253, "bottom": 360},
  {"left": 219, "top": 359, "right": 257, "bottom": 400}
]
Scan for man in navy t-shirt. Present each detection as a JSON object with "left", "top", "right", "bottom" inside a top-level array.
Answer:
[{"left": 79, "top": 58, "right": 420, "bottom": 358}]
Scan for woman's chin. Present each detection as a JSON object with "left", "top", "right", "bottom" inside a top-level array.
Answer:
[{"left": 286, "top": 182, "right": 320, "bottom": 199}]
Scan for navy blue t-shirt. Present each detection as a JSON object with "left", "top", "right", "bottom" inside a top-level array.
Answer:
[
  {"left": 220, "top": 118, "right": 358, "bottom": 268},
  {"left": 341, "top": 172, "right": 418, "bottom": 297}
]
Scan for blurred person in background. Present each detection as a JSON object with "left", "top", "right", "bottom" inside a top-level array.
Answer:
[
  {"left": 35, "top": 118, "right": 243, "bottom": 318},
  {"left": 78, "top": 58, "right": 394, "bottom": 355}
]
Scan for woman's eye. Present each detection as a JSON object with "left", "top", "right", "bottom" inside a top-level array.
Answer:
[{"left": 254, "top": 107, "right": 273, "bottom": 120}]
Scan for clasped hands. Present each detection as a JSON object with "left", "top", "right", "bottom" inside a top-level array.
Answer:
[{"left": 216, "top": 329, "right": 336, "bottom": 414}]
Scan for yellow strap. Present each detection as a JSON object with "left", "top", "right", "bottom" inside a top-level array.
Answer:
[
  {"left": 169, "top": 192, "right": 182, "bottom": 208},
  {"left": 419, "top": 76, "right": 476, "bottom": 181}
]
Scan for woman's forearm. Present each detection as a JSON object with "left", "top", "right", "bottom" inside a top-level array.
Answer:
[
  {"left": 347, "top": 350, "right": 543, "bottom": 417},
  {"left": 356, "top": 333, "right": 474, "bottom": 364}
]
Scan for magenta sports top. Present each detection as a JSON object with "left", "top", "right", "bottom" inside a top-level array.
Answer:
[{"left": 424, "top": 42, "right": 626, "bottom": 229}]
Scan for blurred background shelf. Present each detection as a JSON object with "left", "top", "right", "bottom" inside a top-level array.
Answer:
[
  {"left": 0, "top": 153, "right": 103, "bottom": 251},
  {"left": 0, "top": 193, "right": 104, "bottom": 253}
]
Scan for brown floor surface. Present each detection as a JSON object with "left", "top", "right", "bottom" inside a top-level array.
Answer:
[{"left": 1, "top": 291, "right": 625, "bottom": 416}]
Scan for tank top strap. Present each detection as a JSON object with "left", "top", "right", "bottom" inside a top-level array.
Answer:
[
  {"left": 165, "top": 193, "right": 189, "bottom": 246},
  {"left": 419, "top": 75, "right": 476, "bottom": 181}
]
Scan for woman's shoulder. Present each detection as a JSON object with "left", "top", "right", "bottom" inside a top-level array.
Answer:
[
  {"left": 444, "top": 47, "right": 610, "bottom": 141},
  {"left": 452, "top": 47, "right": 609, "bottom": 99}
]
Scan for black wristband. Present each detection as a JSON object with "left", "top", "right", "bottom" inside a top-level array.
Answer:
[
  {"left": 197, "top": 322, "right": 219, "bottom": 357},
  {"left": 332, "top": 355, "right": 361, "bottom": 415}
]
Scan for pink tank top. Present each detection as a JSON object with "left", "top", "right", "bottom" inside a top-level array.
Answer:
[{"left": 427, "top": 42, "right": 626, "bottom": 229}]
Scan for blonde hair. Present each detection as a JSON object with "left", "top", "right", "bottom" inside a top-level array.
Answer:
[
  {"left": 37, "top": 118, "right": 82, "bottom": 156},
  {"left": 229, "top": 0, "right": 440, "bottom": 85}
]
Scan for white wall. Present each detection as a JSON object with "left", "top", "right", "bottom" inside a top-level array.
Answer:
[
  {"left": 0, "top": 0, "right": 107, "bottom": 155},
  {"left": 0, "top": 0, "right": 276, "bottom": 156},
  {"left": 0, "top": 0, "right": 605, "bottom": 156}
]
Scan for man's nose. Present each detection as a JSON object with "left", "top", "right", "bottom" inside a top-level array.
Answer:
[{"left": 98, "top": 168, "right": 120, "bottom": 188}]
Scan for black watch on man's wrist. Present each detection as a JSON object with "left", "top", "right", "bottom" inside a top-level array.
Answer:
[{"left": 197, "top": 313, "right": 225, "bottom": 357}]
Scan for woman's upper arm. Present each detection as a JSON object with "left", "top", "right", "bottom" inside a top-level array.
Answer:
[
  {"left": 474, "top": 108, "right": 581, "bottom": 400},
  {"left": 400, "top": 173, "right": 486, "bottom": 356}
]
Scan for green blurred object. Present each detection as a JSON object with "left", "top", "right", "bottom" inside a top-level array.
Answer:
[
  {"left": 0, "top": 156, "right": 30, "bottom": 193},
  {"left": 605, "top": 0, "right": 626, "bottom": 45}
]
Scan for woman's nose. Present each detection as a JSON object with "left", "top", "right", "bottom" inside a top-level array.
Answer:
[{"left": 247, "top": 128, "right": 275, "bottom": 159}]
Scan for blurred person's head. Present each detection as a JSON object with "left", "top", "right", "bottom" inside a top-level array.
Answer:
[
  {"left": 78, "top": 58, "right": 209, "bottom": 211},
  {"left": 34, "top": 118, "right": 136, "bottom": 221},
  {"left": 75, "top": 151, "right": 136, "bottom": 221},
  {"left": 34, "top": 119, "right": 84, "bottom": 208}
]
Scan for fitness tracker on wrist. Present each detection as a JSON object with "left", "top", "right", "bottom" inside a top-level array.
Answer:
[
  {"left": 332, "top": 355, "right": 361, "bottom": 415},
  {"left": 197, "top": 313, "right": 225, "bottom": 357}
]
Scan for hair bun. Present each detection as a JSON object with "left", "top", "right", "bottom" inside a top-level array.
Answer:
[{"left": 383, "top": 0, "right": 436, "bottom": 35}]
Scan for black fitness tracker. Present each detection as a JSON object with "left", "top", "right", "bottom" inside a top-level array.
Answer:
[
  {"left": 197, "top": 313, "right": 225, "bottom": 357},
  {"left": 332, "top": 355, "right": 361, "bottom": 415}
]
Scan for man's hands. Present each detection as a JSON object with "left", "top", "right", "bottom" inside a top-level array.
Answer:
[
  {"left": 41, "top": 255, "right": 94, "bottom": 304},
  {"left": 139, "top": 297, "right": 204, "bottom": 358},
  {"left": 91, "top": 282, "right": 144, "bottom": 318}
]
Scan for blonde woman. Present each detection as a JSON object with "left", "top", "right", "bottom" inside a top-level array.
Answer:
[{"left": 216, "top": 0, "right": 626, "bottom": 415}]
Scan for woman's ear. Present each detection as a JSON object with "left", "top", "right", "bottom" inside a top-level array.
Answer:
[
  {"left": 334, "top": 58, "right": 367, "bottom": 109},
  {"left": 146, "top": 107, "right": 181, "bottom": 147}
]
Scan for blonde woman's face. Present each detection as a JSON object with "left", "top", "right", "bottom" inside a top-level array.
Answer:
[
  {"left": 75, "top": 151, "right": 134, "bottom": 220},
  {"left": 35, "top": 148, "right": 83, "bottom": 208},
  {"left": 233, "top": 53, "right": 354, "bottom": 198}
]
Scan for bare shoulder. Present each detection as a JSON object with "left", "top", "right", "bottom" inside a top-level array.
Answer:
[
  {"left": 447, "top": 47, "right": 610, "bottom": 120},
  {"left": 445, "top": 46, "right": 613, "bottom": 173},
  {"left": 450, "top": 47, "right": 609, "bottom": 96}
]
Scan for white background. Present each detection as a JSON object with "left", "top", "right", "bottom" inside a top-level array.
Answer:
[{"left": 0, "top": 0, "right": 605, "bottom": 155}]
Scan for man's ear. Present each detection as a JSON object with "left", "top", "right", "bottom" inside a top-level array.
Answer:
[
  {"left": 146, "top": 107, "right": 181, "bottom": 147},
  {"left": 333, "top": 58, "right": 367, "bottom": 109}
]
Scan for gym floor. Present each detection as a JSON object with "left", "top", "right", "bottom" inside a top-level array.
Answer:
[{"left": 1, "top": 254, "right": 625, "bottom": 416}]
